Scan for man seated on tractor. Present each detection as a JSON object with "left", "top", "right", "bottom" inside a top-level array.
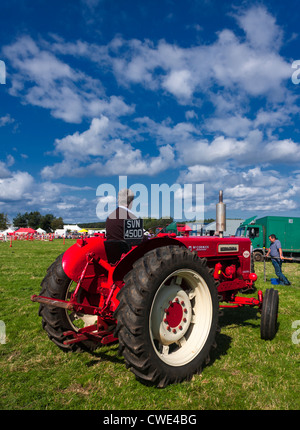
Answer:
[{"left": 106, "top": 188, "right": 137, "bottom": 242}]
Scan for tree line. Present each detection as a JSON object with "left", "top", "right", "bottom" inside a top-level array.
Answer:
[
  {"left": 78, "top": 218, "right": 175, "bottom": 231},
  {"left": 1, "top": 212, "right": 216, "bottom": 234},
  {"left": 0, "top": 211, "right": 64, "bottom": 233},
  {"left": 79, "top": 218, "right": 215, "bottom": 232}
]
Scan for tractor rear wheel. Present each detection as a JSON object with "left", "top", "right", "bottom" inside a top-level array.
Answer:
[
  {"left": 38, "top": 253, "right": 99, "bottom": 352},
  {"left": 114, "top": 245, "right": 220, "bottom": 387},
  {"left": 260, "top": 288, "right": 279, "bottom": 340}
]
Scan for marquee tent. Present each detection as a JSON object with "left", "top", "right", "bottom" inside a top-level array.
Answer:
[
  {"left": 177, "top": 225, "right": 192, "bottom": 232},
  {"left": 14, "top": 228, "right": 37, "bottom": 234}
]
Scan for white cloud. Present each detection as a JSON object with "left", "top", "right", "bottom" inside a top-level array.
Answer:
[
  {"left": 41, "top": 115, "right": 176, "bottom": 179},
  {"left": 0, "top": 161, "right": 13, "bottom": 179},
  {"left": 162, "top": 69, "right": 193, "bottom": 101},
  {"left": 185, "top": 110, "right": 198, "bottom": 120},
  {"left": 205, "top": 114, "right": 252, "bottom": 138},
  {"left": 175, "top": 135, "right": 249, "bottom": 166},
  {"left": 54, "top": 116, "right": 113, "bottom": 159},
  {"left": 100, "top": 6, "right": 291, "bottom": 104},
  {"left": 0, "top": 171, "right": 34, "bottom": 201},
  {"left": 264, "top": 139, "right": 300, "bottom": 163},
  {"left": 3, "top": 36, "right": 133, "bottom": 123},
  {"left": 234, "top": 5, "right": 283, "bottom": 51},
  {"left": 0, "top": 114, "right": 15, "bottom": 127},
  {"left": 254, "top": 103, "right": 298, "bottom": 129},
  {"left": 2, "top": 6, "right": 295, "bottom": 126},
  {"left": 0, "top": 163, "right": 97, "bottom": 222},
  {"left": 179, "top": 165, "right": 299, "bottom": 212},
  {"left": 1, "top": 5, "right": 299, "bottom": 217}
]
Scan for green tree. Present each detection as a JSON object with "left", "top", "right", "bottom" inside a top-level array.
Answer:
[
  {"left": 27, "top": 211, "right": 42, "bottom": 230},
  {"left": 0, "top": 213, "right": 9, "bottom": 230},
  {"left": 40, "top": 214, "right": 55, "bottom": 233},
  {"left": 51, "top": 217, "right": 64, "bottom": 231},
  {"left": 13, "top": 213, "right": 28, "bottom": 228},
  {"left": 143, "top": 217, "right": 173, "bottom": 231}
]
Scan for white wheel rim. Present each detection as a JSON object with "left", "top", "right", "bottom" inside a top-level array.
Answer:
[{"left": 149, "top": 269, "right": 213, "bottom": 367}]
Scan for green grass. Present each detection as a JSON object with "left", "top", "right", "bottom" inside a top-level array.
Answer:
[{"left": 0, "top": 239, "right": 299, "bottom": 410}]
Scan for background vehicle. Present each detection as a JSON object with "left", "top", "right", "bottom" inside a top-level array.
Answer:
[{"left": 236, "top": 216, "right": 300, "bottom": 262}]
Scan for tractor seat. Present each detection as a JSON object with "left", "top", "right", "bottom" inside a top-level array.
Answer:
[{"left": 104, "top": 240, "right": 130, "bottom": 264}]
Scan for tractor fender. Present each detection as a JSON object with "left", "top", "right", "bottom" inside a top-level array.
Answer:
[
  {"left": 62, "top": 237, "right": 107, "bottom": 282},
  {"left": 113, "top": 237, "right": 187, "bottom": 282}
]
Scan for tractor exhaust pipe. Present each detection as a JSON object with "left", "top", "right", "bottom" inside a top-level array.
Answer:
[{"left": 216, "top": 190, "right": 226, "bottom": 238}]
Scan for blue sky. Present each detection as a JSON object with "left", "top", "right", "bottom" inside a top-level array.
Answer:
[{"left": 0, "top": 0, "right": 299, "bottom": 223}]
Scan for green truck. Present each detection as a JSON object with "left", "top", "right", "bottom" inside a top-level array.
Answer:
[{"left": 235, "top": 216, "right": 300, "bottom": 262}]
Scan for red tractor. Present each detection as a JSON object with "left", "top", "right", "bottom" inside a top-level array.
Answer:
[{"left": 31, "top": 192, "right": 279, "bottom": 387}]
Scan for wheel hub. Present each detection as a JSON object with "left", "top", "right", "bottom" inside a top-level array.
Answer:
[
  {"left": 151, "top": 283, "right": 192, "bottom": 345},
  {"left": 149, "top": 267, "right": 215, "bottom": 368},
  {"left": 165, "top": 301, "right": 183, "bottom": 328}
]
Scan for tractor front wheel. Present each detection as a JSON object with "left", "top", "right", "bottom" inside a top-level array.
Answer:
[
  {"left": 38, "top": 253, "right": 99, "bottom": 352},
  {"left": 114, "top": 245, "right": 220, "bottom": 387},
  {"left": 260, "top": 288, "right": 279, "bottom": 340}
]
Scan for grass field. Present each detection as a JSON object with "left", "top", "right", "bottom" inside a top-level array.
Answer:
[{"left": 0, "top": 239, "right": 299, "bottom": 410}]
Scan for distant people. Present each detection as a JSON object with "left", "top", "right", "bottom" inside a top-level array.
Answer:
[
  {"left": 147, "top": 229, "right": 154, "bottom": 238},
  {"left": 106, "top": 188, "right": 137, "bottom": 242},
  {"left": 266, "top": 234, "right": 291, "bottom": 285}
]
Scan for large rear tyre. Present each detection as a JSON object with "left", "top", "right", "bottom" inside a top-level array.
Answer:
[
  {"left": 38, "top": 253, "right": 99, "bottom": 352},
  {"left": 260, "top": 288, "right": 279, "bottom": 340},
  {"left": 114, "top": 246, "right": 220, "bottom": 387}
]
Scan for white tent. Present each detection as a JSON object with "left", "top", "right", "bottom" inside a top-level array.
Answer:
[
  {"left": 36, "top": 228, "right": 46, "bottom": 234},
  {"left": 3, "top": 228, "right": 16, "bottom": 234},
  {"left": 64, "top": 224, "right": 81, "bottom": 232},
  {"left": 0, "top": 227, "right": 16, "bottom": 241}
]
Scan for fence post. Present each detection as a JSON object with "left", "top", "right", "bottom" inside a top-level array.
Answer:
[{"left": 263, "top": 247, "right": 266, "bottom": 282}]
